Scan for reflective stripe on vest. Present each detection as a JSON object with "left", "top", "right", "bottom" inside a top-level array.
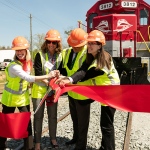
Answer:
[
  {"left": 62, "top": 46, "right": 87, "bottom": 76},
  {"left": 4, "top": 78, "right": 27, "bottom": 95},
  {"left": 62, "top": 46, "right": 87, "bottom": 98},
  {"left": 1, "top": 61, "right": 30, "bottom": 107},
  {"left": 33, "top": 52, "right": 49, "bottom": 87},
  {"left": 89, "top": 60, "right": 120, "bottom": 85},
  {"left": 70, "top": 60, "right": 120, "bottom": 101}
]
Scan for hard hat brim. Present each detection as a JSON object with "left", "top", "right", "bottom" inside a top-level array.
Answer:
[
  {"left": 12, "top": 46, "right": 29, "bottom": 50},
  {"left": 45, "top": 38, "right": 61, "bottom": 41},
  {"left": 87, "top": 39, "right": 105, "bottom": 45}
]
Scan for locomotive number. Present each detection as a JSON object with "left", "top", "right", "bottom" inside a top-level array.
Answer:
[
  {"left": 121, "top": 1, "right": 137, "bottom": 8},
  {"left": 99, "top": 2, "right": 113, "bottom": 10}
]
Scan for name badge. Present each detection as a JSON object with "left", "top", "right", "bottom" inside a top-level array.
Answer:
[{"left": 44, "top": 61, "right": 54, "bottom": 70}]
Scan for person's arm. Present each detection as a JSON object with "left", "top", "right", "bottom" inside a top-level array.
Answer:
[
  {"left": 9, "top": 64, "right": 59, "bottom": 83},
  {"left": 34, "top": 52, "right": 43, "bottom": 76},
  {"left": 57, "top": 61, "right": 67, "bottom": 76},
  {"left": 56, "top": 61, "right": 89, "bottom": 85},
  {"left": 56, "top": 63, "right": 105, "bottom": 86},
  {"left": 81, "top": 67, "right": 104, "bottom": 82},
  {"left": 70, "top": 61, "right": 89, "bottom": 83},
  {"left": 34, "top": 71, "right": 58, "bottom": 82}
]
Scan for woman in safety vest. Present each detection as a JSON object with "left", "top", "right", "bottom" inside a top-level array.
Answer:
[
  {"left": 31, "top": 29, "right": 62, "bottom": 149},
  {"left": 57, "top": 30, "right": 120, "bottom": 150},
  {"left": 0, "top": 36, "right": 59, "bottom": 150}
]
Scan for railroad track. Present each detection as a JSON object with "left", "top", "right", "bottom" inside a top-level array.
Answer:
[{"left": 1, "top": 82, "right": 148, "bottom": 150}]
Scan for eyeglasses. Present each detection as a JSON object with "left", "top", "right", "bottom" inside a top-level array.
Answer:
[
  {"left": 87, "top": 42, "right": 98, "bottom": 46},
  {"left": 46, "top": 41, "right": 57, "bottom": 45}
]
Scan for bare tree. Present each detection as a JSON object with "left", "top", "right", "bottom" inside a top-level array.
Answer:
[
  {"left": 33, "top": 33, "right": 45, "bottom": 50},
  {"left": 6, "top": 46, "right": 11, "bottom": 50},
  {"left": 0, "top": 46, "right": 6, "bottom": 50},
  {"left": 63, "top": 27, "right": 75, "bottom": 48},
  {"left": 64, "top": 30, "right": 72, "bottom": 36}
]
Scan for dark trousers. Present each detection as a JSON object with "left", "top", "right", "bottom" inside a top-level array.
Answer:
[
  {"left": 100, "top": 105, "right": 116, "bottom": 150},
  {"left": 68, "top": 96, "right": 91, "bottom": 150},
  {"left": 0, "top": 104, "right": 33, "bottom": 150},
  {"left": 32, "top": 98, "right": 58, "bottom": 143}
]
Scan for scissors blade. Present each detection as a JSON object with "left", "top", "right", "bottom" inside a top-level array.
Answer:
[{"left": 34, "top": 87, "right": 52, "bottom": 114}]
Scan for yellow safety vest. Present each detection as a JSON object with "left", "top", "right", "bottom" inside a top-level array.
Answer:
[
  {"left": 31, "top": 51, "right": 62, "bottom": 98},
  {"left": 1, "top": 61, "right": 30, "bottom": 107},
  {"left": 72, "top": 60, "right": 120, "bottom": 102},
  {"left": 62, "top": 46, "right": 87, "bottom": 98}
]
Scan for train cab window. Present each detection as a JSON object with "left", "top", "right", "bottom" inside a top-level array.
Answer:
[
  {"left": 140, "top": 9, "right": 149, "bottom": 25},
  {"left": 88, "top": 13, "right": 97, "bottom": 29}
]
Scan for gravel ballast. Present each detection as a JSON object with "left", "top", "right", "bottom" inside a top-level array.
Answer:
[{"left": 4, "top": 95, "right": 150, "bottom": 150}]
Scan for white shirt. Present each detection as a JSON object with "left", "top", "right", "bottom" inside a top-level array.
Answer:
[{"left": 8, "top": 64, "right": 35, "bottom": 82}]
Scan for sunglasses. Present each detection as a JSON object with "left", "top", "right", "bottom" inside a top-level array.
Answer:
[
  {"left": 87, "top": 42, "right": 98, "bottom": 46},
  {"left": 87, "top": 42, "right": 101, "bottom": 46},
  {"left": 46, "top": 41, "right": 57, "bottom": 45}
]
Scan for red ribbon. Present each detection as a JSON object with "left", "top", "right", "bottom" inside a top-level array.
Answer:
[
  {"left": 0, "top": 112, "right": 30, "bottom": 139},
  {"left": 50, "top": 78, "right": 150, "bottom": 113}
]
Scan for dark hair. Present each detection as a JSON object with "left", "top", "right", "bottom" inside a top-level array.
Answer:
[
  {"left": 86, "top": 42, "right": 111, "bottom": 70},
  {"left": 41, "top": 41, "right": 62, "bottom": 54}
]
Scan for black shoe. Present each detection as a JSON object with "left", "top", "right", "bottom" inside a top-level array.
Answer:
[{"left": 65, "top": 139, "right": 77, "bottom": 145}]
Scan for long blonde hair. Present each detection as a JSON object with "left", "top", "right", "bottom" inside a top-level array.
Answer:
[
  {"left": 13, "top": 49, "right": 31, "bottom": 62},
  {"left": 13, "top": 49, "right": 32, "bottom": 72}
]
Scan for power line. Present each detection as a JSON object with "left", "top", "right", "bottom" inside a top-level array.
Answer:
[
  {"left": 0, "top": 0, "right": 53, "bottom": 29},
  {"left": 5, "top": 0, "right": 29, "bottom": 15},
  {"left": 0, "top": 0, "right": 28, "bottom": 17}
]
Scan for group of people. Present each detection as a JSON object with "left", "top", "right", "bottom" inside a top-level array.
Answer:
[{"left": 0, "top": 27, "right": 120, "bottom": 150}]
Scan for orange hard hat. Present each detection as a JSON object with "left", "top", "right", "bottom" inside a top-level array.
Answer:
[
  {"left": 12, "top": 36, "right": 30, "bottom": 50},
  {"left": 87, "top": 30, "right": 106, "bottom": 46},
  {"left": 67, "top": 28, "right": 87, "bottom": 47},
  {"left": 45, "top": 29, "right": 61, "bottom": 41}
]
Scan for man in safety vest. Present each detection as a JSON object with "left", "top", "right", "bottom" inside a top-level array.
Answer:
[{"left": 59, "top": 28, "right": 92, "bottom": 150}]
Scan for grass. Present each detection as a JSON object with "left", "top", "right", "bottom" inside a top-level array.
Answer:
[
  {"left": 0, "top": 71, "right": 6, "bottom": 83},
  {"left": 0, "top": 71, "right": 6, "bottom": 93}
]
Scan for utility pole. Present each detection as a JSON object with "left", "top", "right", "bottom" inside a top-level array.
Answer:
[
  {"left": 29, "top": 14, "right": 33, "bottom": 60},
  {"left": 78, "top": 20, "right": 82, "bottom": 28}
]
